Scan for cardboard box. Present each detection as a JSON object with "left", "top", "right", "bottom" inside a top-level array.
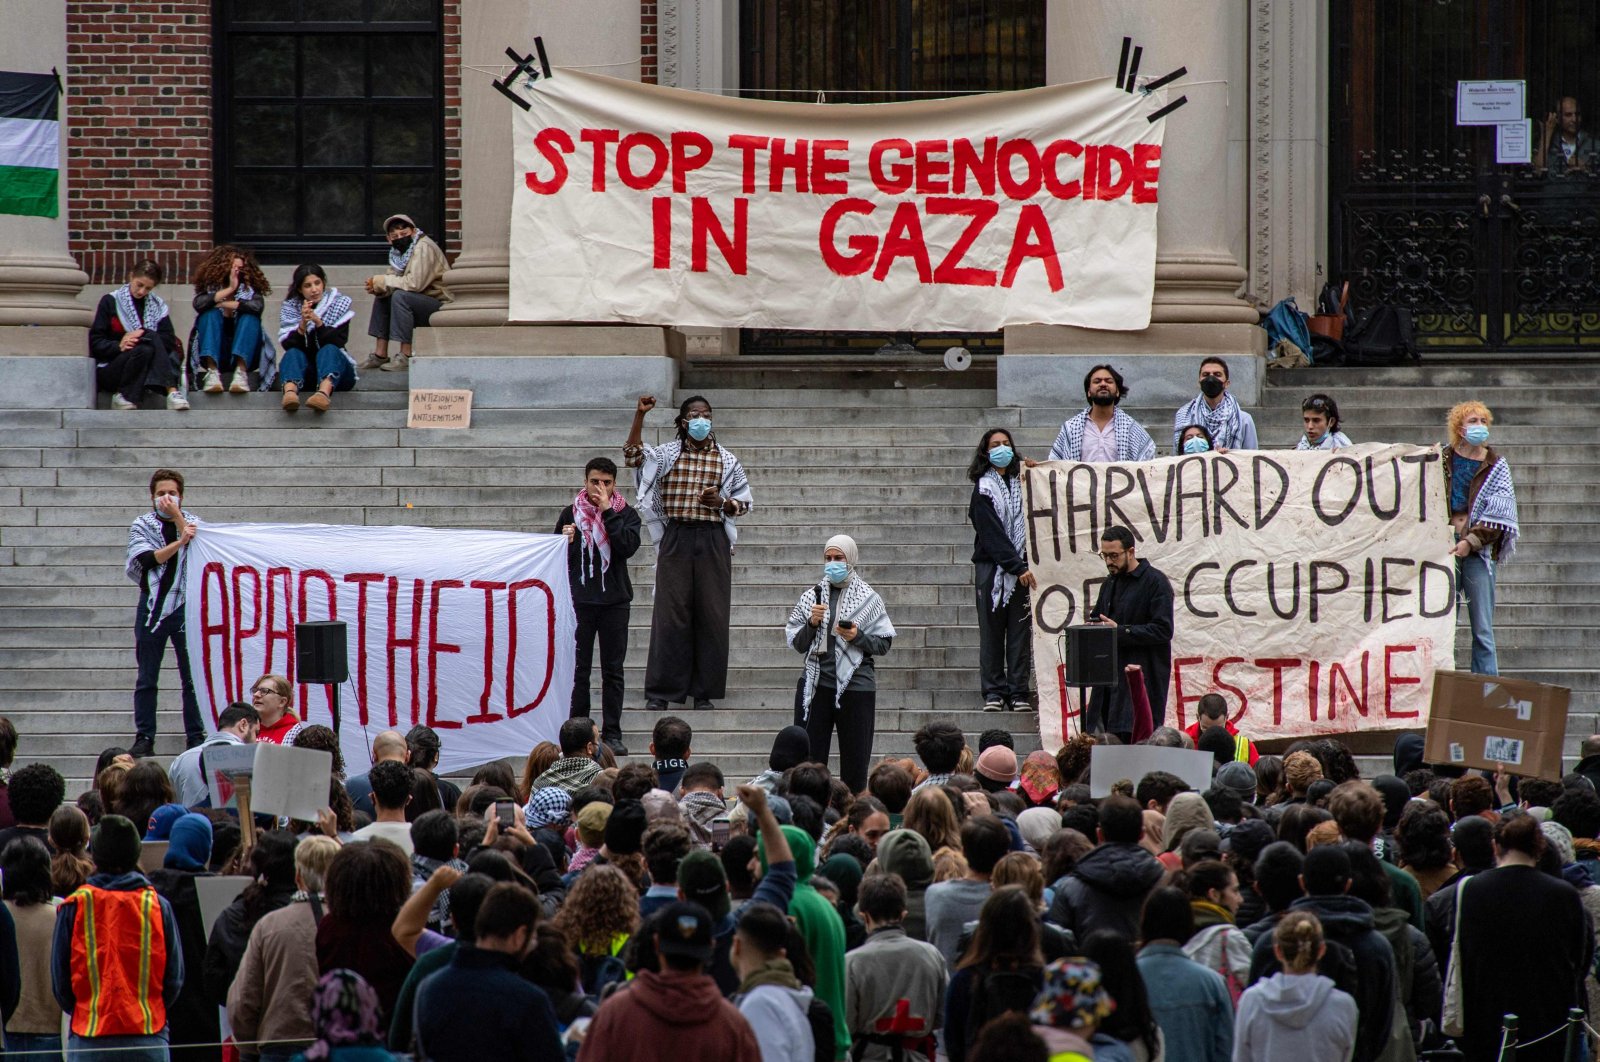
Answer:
[{"left": 1423, "top": 670, "right": 1571, "bottom": 781}]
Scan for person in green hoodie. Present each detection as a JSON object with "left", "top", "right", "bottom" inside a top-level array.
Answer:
[{"left": 760, "top": 823, "right": 849, "bottom": 1060}]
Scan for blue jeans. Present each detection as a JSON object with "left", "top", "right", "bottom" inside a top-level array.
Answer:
[
  {"left": 134, "top": 594, "right": 205, "bottom": 744},
  {"left": 278, "top": 344, "right": 356, "bottom": 391},
  {"left": 6, "top": 1031, "right": 64, "bottom": 1061},
  {"left": 1458, "top": 551, "right": 1498, "bottom": 675},
  {"left": 64, "top": 1032, "right": 169, "bottom": 1062},
  {"left": 193, "top": 308, "right": 262, "bottom": 372}
]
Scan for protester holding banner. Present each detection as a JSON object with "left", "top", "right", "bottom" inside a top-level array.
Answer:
[
  {"left": 276, "top": 263, "right": 357, "bottom": 413},
  {"left": 1296, "top": 395, "right": 1351, "bottom": 450},
  {"left": 625, "top": 394, "right": 753, "bottom": 713},
  {"left": 1176, "top": 424, "right": 1219, "bottom": 456},
  {"left": 1086, "top": 527, "right": 1174, "bottom": 739},
  {"left": 1444, "top": 401, "right": 1519, "bottom": 676},
  {"left": 968, "top": 429, "right": 1036, "bottom": 712},
  {"left": 1046, "top": 365, "right": 1157, "bottom": 463},
  {"left": 557, "top": 457, "right": 643, "bottom": 756},
  {"left": 786, "top": 535, "right": 896, "bottom": 792},
  {"left": 126, "top": 468, "right": 206, "bottom": 757},
  {"left": 1172, "top": 358, "right": 1258, "bottom": 452}
]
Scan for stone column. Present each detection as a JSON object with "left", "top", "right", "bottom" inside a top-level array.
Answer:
[
  {"left": 1001, "top": 0, "right": 1265, "bottom": 407},
  {"left": 0, "top": 0, "right": 93, "bottom": 408},
  {"left": 415, "top": 0, "right": 680, "bottom": 407}
]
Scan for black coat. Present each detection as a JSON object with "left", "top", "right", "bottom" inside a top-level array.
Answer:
[
  {"left": 555, "top": 502, "right": 642, "bottom": 608},
  {"left": 1045, "top": 842, "right": 1164, "bottom": 942},
  {"left": 148, "top": 867, "right": 220, "bottom": 1060},
  {"left": 1086, "top": 560, "right": 1174, "bottom": 733}
]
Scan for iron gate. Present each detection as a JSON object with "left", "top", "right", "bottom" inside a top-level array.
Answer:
[{"left": 1331, "top": 0, "right": 1600, "bottom": 349}]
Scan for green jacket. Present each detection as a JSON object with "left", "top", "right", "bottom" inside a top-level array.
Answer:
[{"left": 761, "top": 825, "right": 849, "bottom": 1060}]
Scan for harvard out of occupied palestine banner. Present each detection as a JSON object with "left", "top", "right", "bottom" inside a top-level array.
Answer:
[
  {"left": 183, "top": 524, "right": 575, "bottom": 774},
  {"left": 1025, "top": 444, "right": 1458, "bottom": 750},
  {"left": 509, "top": 70, "right": 1166, "bottom": 332}
]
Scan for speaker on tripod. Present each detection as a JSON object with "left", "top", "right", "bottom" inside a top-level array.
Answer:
[
  {"left": 1061, "top": 624, "right": 1118, "bottom": 737},
  {"left": 295, "top": 622, "right": 348, "bottom": 734}
]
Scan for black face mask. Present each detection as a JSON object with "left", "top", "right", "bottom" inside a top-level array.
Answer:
[
  {"left": 390, "top": 235, "right": 414, "bottom": 254},
  {"left": 1200, "top": 376, "right": 1226, "bottom": 399},
  {"left": 1089, "top": 392, "right": 1118, "bottom": 407}
]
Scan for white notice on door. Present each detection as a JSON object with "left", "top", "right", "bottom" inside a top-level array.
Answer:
[{"left": 1457, "top": 80, "right": 1526, "bottom": 125}]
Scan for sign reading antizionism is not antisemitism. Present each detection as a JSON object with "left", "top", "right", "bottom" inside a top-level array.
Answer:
[
  {"left": 509, "top": 70, "right": 1167, "bottom": 332},
  {"left": 1026, "top": 444, "right": 1458, "bottom": 750}
]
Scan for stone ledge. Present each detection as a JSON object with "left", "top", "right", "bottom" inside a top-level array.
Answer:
[
  {"left": 0, "top": 355, "right": 94, "bottom": 408},
  {"left": 998, "top": 349, "right": 1266, "bottom": 408},
  {"left": 408, "top": 355, "right": 679, "bottom": 408},
  {"left": 0, "top": 325, "right": 91, "bottom": 358},
  {"left": 411, "top": 324, "right": 682, "bottom": 359}
]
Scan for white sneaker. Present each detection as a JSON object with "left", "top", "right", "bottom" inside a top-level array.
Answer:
[
  {"left": 201, "top": 369, "right": 223, "bottom": 394},
  {"left": 166, "top": 391, "right": 191, "bottom": 411},
  {"left": 228, "top": 369, "right": 250, "bottom": 393},
  {"left": 378, "top": 353, "right": 410, "bottom": 372},
  {"left": 110, "top": 394, "right": 137, "bottom": 411}
]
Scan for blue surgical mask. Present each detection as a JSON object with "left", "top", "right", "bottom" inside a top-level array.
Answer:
[
  {"left": 988, "top": 445, "right": 1014, "bottom": 468},
  {"left": 824, "top": 561, "right": 849, "bottom": 585},
  {"left": 1183, "top": 437, "right": 1210, "bottom": 454},
  {"left": 1464, "top": 424, "right": 1490, "bottom": 446},
  {"left": 686, "top": 416, "right": 712, "bottom": 442}
]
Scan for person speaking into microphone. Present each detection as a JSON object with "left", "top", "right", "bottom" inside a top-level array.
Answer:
[{"left": 1085, "top": 525, "right": 1174, "bottom": 742}]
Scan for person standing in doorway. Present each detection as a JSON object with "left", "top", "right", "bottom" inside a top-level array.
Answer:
[
  {"left": 125, "top": 469, "right": 205, "bottom": 756},
  {"left": 1086, "top": 526, "right": 1173, "bottom": 739},
  {"left": 786, "top": 534, "right": 896, "bottom": 792},
  {"left": 556, "top": 457, "right": 643, "bottom": 757},
  {"left": 1443, "top": 401, "right": 1518, "bottom": 676},
  {"left": 625, "top": 394, "right": 754, "bottom": 714},
  {"left": 968, "top": 428, "right": 1035, "bottom": 713},
  {"left": 1172, "top": 358, "right": 1257, "bottom": 452},
  {"left": 1046, "top": 365, "right": 1157, "bottom": 462}
]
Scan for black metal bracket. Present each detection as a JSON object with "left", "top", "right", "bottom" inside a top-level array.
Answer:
[
  {"left": 492, "top": 37, "right": 553, "bottom": 111},
  {"left": 1115, "top": 36, "right": 1189, "bottom": 122}
]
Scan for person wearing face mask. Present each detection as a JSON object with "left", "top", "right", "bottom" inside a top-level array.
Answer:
[
  {"left": 1443, "top": 402, "right": 1519, "bottom": 676},
  {"left": 125, "top": 468, "right": 206, "bottom": 757},
  {"left": 1045, "top": 364, "right": 1157, "bottom": 462},
  {"left": 625, "top": 393, "right": 754, "bottom": 714},
  {"left": 969, "top": 429, "right": 1037, "bottom": 712},
  {"left": 1177, "top": 423, "right": 1218, "bottom": 456},
  {"left": 786, "top": 535, "right": 896, "bottom": 792},
  {"left": 359, "top": 213, "right": 450, "bottom": 373},
  {"left": 1172, "top": 357, "right": 1258, "bottom": 452},
  {"left": 1296, "top": 394, "right": 1351, "bottom": 450},
  {"left": 1087, "top": 525, "right": 1174, "bottom": 739}
]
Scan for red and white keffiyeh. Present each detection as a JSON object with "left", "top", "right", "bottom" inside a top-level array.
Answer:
[{"left": 572, "top": 487, "right": 626, "bottom": 586}]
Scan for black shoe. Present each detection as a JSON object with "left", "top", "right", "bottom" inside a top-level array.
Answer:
[
  {"left": 129, "top": 736, "right": 155, "bottom": 758},
  {"left": 645, "top": 699, "right": 668, "bottom": 712},
  {"left": 604, "top": 737, "right": 629, "bottom": 757},
  {"left": 693, "top": 699, "right": 714, "bottom": 712}
]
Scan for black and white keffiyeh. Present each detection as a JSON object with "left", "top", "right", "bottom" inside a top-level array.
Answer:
[
  {"left": 786, "top": 573, "right": 895, "bottom": 721},
  {"left": 1469, "top": 456, "right": 1521, "bottom": 561},
  {"left": 388, "top": 231, "right": 424, "bottom": 273},
  {"left": 633, "top": 439, "right": 754, "bottom": 550},
  {"left": 125, "top": 508, "right": 198, "bottom": 630},
  {"left": 1173, "top": 392, "right": 1247, "bottom": 450},
  {"left": 977, "top": 468, "right": 1027, "bottom": 608},
  {"left": 112, "top": 285, "right": 169, "bottom": 332},
  {"left": 1297, "top": 430, "right": 1352, "bottom": 450},
  {"left": 277, "top": 287, "right": 355, "bottom": 344},
  {"left": 1050, "top": 408, "right": 1158, "bottom": 462},
  {"left": 210, "top": 282, "right": 257, "bottom": 304}
]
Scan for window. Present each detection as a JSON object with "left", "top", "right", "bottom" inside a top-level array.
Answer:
[{"left": 215, "top": 0, "right": 444, "bottom": 262}]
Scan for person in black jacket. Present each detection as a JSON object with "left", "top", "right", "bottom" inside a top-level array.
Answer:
[
  {"left": 1086, "top": 525, "right": 1174, "bottom": 739},
  {"left": 966, "top": 427, "right": 1036, "bottom": 713},
  {"left": 88, "top": 258, "right": 189, "bottom": 411},
  {"left": 1046, "top": 795, "right": 1164, "bottom": 941},
  {"left": 556, "top": 457, "right": 643, "bottom": 757},
  {"left": 275, "top": 263, "right": 357, "bottom": 414}
]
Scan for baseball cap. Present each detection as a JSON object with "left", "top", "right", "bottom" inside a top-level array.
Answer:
[
  {"left": 654, "top": 901, "right": 715, "bottom": 962},
  {"left": 382, "top": 213, "right": 417, "bottom": 231},
  {"left": 676, "top": 850, "right": 731, "bottom": 920},
  {"left": 1179, "top": 827, "right": 1222, "bottom": 865},
  {"left": 576, "top": 802, "right": 612, "bottom": 847}
]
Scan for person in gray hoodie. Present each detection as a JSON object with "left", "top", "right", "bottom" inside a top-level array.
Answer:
[
  {"left": 1234, "top": 909, "right": 1358, "bottom": 1062},
  {"left": 731, "top": 902, "right": 815, "bottom": 1062}
]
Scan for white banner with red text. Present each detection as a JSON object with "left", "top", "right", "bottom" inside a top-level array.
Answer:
[
  {"left": 1025, "top": 444, "right": 1457, "bottom": 750},
  {"left": 183, "top": 523, "right": 575, "bottom": 774},
  {"left": 509, "top": 70, "right": 1167, "bottom": 332}
]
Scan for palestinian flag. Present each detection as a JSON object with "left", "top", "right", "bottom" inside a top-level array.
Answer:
[{"left": 0, "top": 71, "right": 61, "bottom": 218}]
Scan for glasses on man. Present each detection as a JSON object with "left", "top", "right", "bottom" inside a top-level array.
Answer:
[{"left": 1098, "top": 550, "right": 1126, "bottom": 562}]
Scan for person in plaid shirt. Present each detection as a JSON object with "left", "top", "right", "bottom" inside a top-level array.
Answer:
[{"left": 625, "top": 394, "right": 754, "bottom": 714}]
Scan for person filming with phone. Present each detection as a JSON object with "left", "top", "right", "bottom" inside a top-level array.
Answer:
[{"left": 785, "top": 535, "right": 895, "bottom": 792}]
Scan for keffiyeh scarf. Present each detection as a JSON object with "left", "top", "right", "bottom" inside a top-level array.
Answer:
[
  {"left": 1468, "top": 455, "right": 1520, "bottom": 561},
  {"left": 525, "top": 786, "right": 573, "bottom": 830},
  {"left": 786, "top": 572, "right": 896, "bottom": 721},
  {"left": 977, "top": 468, "right": 1027, "bottom": 608},
  {"left": 126, "top": 508, "right": 197, "bottom": 630},
  {"left": 278, "top": 287, "right": 355, "bottom": 344},
  {"left": 634, "top": 439, "right": 754, "bottom": 549},
  {"left": 1051, "top": 408, "right": 1157, "bottom": 462},
  {"left": 211, "top": 282, "right": 256, "bottom": 304},
  {"left": 305, "top": 969, "right": 386, "bottom": 1061},
  {"left": 572, "top": 487, "right": 627, "bottom": 588},
  {"left": 112, "top": 285, "right": 169, "bottom": 332},
  {"left": 1174, "top": 392, "right": 1247, "bottom": 449},
  {"left": 1297, "top": 430, "right": 1352, "bottom": 450},
  {"left": 388, "top": 230, "right": 425, "bottom": 273}
]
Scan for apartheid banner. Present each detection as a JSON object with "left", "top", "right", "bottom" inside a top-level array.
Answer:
[
  {"left": 509, "top": 70, "right": 1167, "bottom": 332},
  {"left": 1025, "top": 444, "right": 1458, "bottom": 750},
  {"left": 183, "top": 524, "right": 575, "bottom": 774}
]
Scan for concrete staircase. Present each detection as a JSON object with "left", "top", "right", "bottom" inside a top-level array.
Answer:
[{"left": 1, "top": 358, "right": 1594, "bottom": 789}]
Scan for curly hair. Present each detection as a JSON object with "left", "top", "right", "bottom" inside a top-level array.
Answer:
[
  {"left": 292, "top": 725, "right": 345, "bottom": 779},
  {"left": 1447, "top": 401, "right": 1493, "bottom": 444},
  {"left": 191, "top": 244, "right": 271, "bottom": 296},
  {"left": 553, "top": 864, "right": 640, "bottom": 955},
  {"left": 1055, "top": 734, "right": 1097, "bottom": 786}
]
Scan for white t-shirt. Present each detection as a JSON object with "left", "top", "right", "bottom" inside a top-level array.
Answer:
[{"left": 349, "top": 820, "right": 414, "bottom": 855}]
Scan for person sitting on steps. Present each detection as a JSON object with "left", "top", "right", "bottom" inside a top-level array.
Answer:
[
  {"left": 277, "top": 263, "right": 357, "bottom": 414},
  {"left": 89, "top": 258, "right": 189, "bottom": 412},
  {"left": 188, "top": 244, "right": 272, "bottom": 396},
  {"left": 360, "top": 212, "right": 450, "bottom": 373}
]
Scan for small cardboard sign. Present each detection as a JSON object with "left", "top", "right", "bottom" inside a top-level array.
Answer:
[
  {"left": 196, "top": 875, "right": 253, "bottom": 935},
  {"left": 250, "top": 742, "right": 333, "bottom": 822},
  {"left": 407, "top": 388, "right": 473, "bottom": 429},
  {"left": 1424, "top": 669, "right": 1571, "bottom": 780}
]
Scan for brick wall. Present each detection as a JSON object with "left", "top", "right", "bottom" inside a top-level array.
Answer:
[
  {"left": 66, "top": 1, "right": 214, "bottom": 286},
  {"left": 641, "top": 1, "right": 657, "bottom": 84}
]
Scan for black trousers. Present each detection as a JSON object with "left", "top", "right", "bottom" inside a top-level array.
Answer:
[
  {"left": 97, "top": 337, "right": 179, "bottom": 402},
  {"left": 795, "top": 679, "right": 876, "bottom": 793},
  {"left": 571, "top": 601, "right": 629, "bottom": 741},
  {"left": 975, "top": 562, "right": 1032, "bottom": 701},
  {"left": 645, "top": 521, "right": 732, "bottom": 703}
]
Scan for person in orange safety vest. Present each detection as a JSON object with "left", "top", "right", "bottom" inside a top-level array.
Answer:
[{"left": 1182, "top": 693, "right": 1259, "bottom": 766}]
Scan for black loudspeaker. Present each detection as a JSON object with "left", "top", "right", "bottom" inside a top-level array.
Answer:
[
  {"left": 1063, "top": 624, "right": 1118, "bottom": 687},
  {"left": 295, "top": 622, "right": 349, "bottom": 684}
]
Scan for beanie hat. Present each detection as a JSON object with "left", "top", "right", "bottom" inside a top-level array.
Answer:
[
  {"left": 975, "top": 746, "right": 1018, "bottom": 784},
  {"left": 605, "top": 799, "right": 648, "bottom": 855},
  {"left": 1016, "top": 806, "right": 1060, "bottom": 853},
  {"left": 1029, "top": 958, "right": 1116, "bottom": 1031},
  {"left": 1542, "top": 820, "right": 1576, "bottom": 865},
  {"left": 91, "top": 814, "right": 143, "bottom": 875},
  {"left": 145, "top": 803, "right": 187, "bottom": 841},
  {"left": 576, "top": 801, "right": 612, "bottom": 848},
  {"left": 1215, "top": 761, "right": 1258, "bottom": 803},
  {"left": 164, "top": 813, "right": 214, "bottom": 872},
  {"left": 770, "top": 726, "right": 811, "bottom": 773},
  {"left": 676, "top": 849, "right": 731, "bottom": 920}
]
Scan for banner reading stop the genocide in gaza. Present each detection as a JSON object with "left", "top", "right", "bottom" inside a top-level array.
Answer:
[
  {"left": 1025, "top": 444, "right": 1458, "bottom": 750},
  {"left": 509, "top": 70, "right": 1168, "bottom": 332},
  {"left": 183, "top": 524, "right": 575, "bottom": 774}
]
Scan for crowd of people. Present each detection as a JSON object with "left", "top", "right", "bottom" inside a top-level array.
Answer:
[{"left": 0, "top": 708, "right": 1594, "bottom": 1061}]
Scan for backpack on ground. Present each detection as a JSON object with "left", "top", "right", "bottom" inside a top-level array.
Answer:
[
  {"left": 1263, "top": 297, "right": 1314, "bottom": 360},
  {"left": 1337, "top": 304, "right": 1419, "bottom": 366}
]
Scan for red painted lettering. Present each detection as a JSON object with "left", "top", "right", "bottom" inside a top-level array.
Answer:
[
  {"left": 1132, "top": 143, "right": 1161, "bottom": 203},
  {"left": 386, "top": 576, "right": 424, "bottom": 727},
  {"left": 928, "top": 198, "right": 998, "bottom": 286},
  {"left": 1255, "top": 658, "right": 1302, "bottom": 727},
  {"left": 727, "top": 134, "right": 769, "bottom": 194},
  {"left": 690, "top": 197, "right": 748, "bottom": 274},
  {"left": 819, "top": 198, "right": 877, "bottom": 276},
  {"left": 343, "top": 573, "right": 385, "bottom": 727},
  {"left": 669, "top": 131, "right": 713, "bottom": 192},
  {"left": 1384, "top": 644, "right": 1422, "bottom": 718},
  {"left": 467, "top": 580, "right": 508, "bottom": 723},
  {"left": 1170, "top": 656, "right": 1205, "bottom": 730},
  {"left": 914, "top": 139, "right": 951, "bottom": 195},
  {"left": 506, "top": 579, "right": 557, "bottom": 715},
  {"left": 871, "top": 202, "right": 932, "bottom": 283},
  {"left": 868, "top": 139, "right": 913, "bottom": 194},
  {"left": 425, "top": 580, "right": 464, "bottom": 729},
  {"left": 810, "top": 139, "right": 849, "bottom": 194},
  {"left": 578, "top": 128, "right": 619, "bottom": 191},
  {"left": 524, "top": 127, "right": 573, "bottom": 194},
  {"left": 1000, "top": 205, "right": 1063, "bottom": 291},
  {"left": 199, "top": 562, "right": 231, "bottom": 726}
]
